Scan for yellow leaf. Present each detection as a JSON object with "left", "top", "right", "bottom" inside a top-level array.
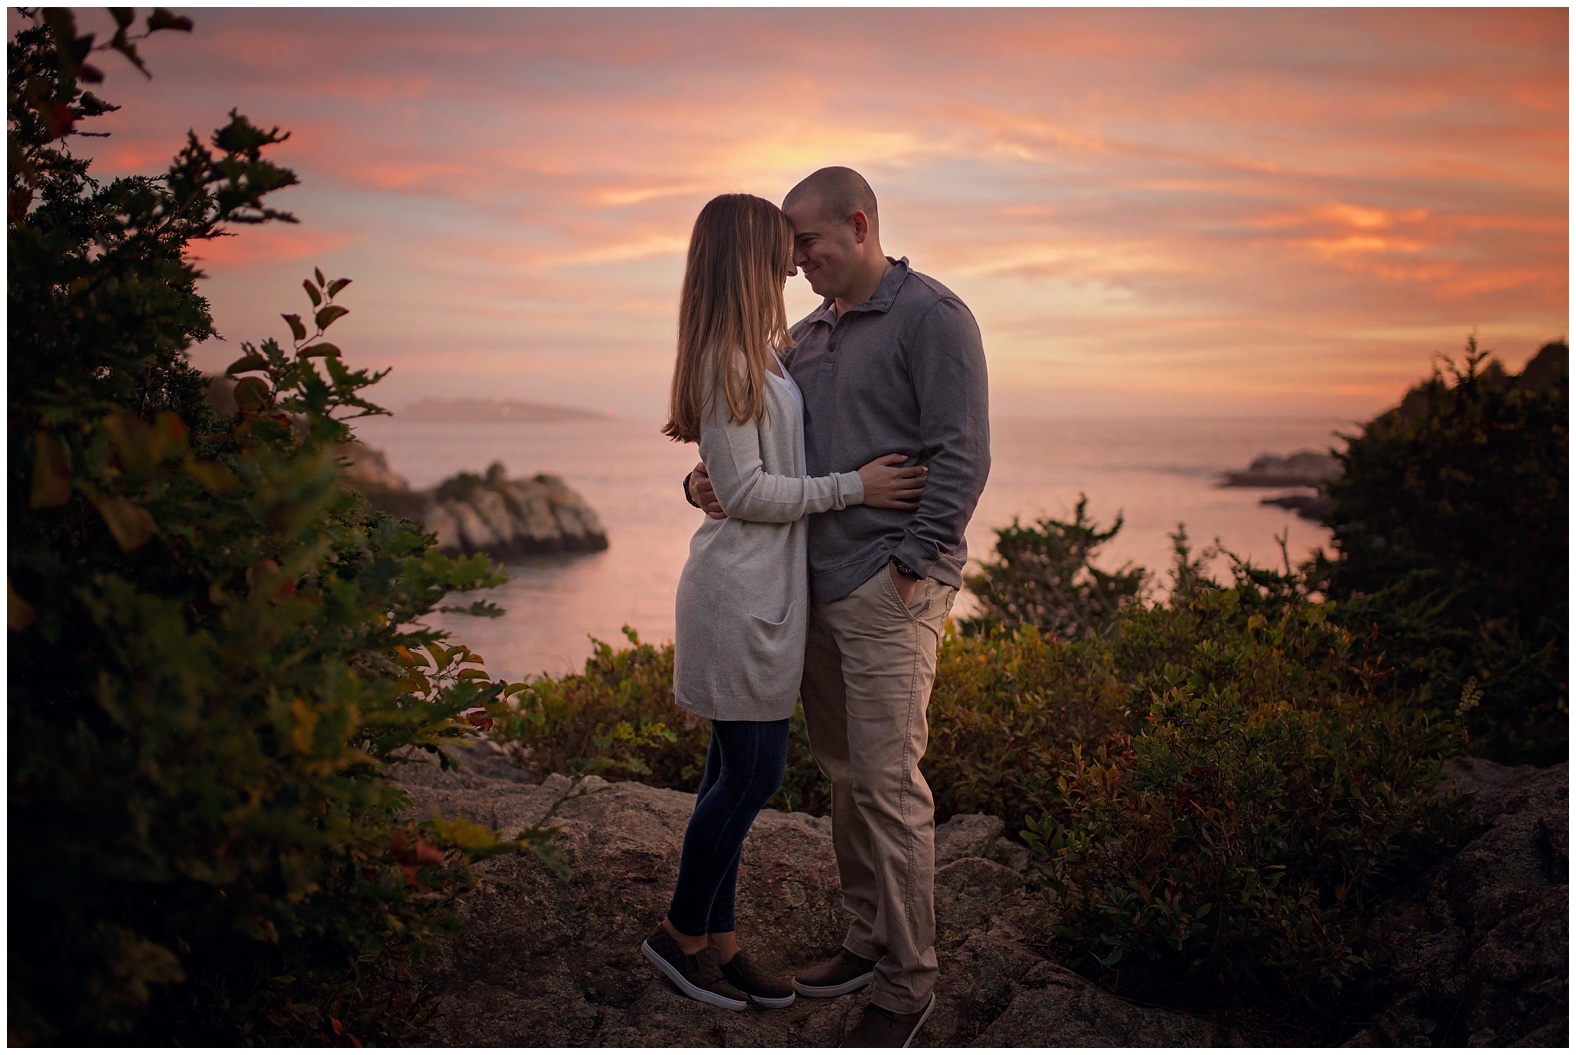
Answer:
[
  {"left": 29, "top": 431, "right": 70, "bottom": 508},
  {"left": 91, "top": 493, "right": 155, "bottom": 551},
  {"left": 8, "top": 579, "right": 36, "bottom": 632},
  {"left": 290, "top": 697, "right": 319, "bottom": 754}
]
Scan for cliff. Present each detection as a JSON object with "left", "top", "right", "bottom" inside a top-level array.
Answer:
[{"left": 336, "top": 444, "right": 607, "bottom": 559}]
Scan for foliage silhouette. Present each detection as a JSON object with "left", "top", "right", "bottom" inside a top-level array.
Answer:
[
  {"left": 8, "top": 11, "right": 543, "bottom": 1044},
  {"left": 1308, "top": 336, "right": 1568, "bottom": 764}
]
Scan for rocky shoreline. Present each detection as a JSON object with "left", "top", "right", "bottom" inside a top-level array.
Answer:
[
  {"left": 391, "top": 746, "right": 1567, "bottom": 1047},
  {"left": 336, "top": 443, "right": 608, "bottom": 559}
]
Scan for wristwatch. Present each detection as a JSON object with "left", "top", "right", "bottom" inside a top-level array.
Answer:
[
  {"left": 682, "top": 470, "right": 700, "bottom": 509},
  {"left": 892, "top": 558, "right": 921, "bottom": 581}
]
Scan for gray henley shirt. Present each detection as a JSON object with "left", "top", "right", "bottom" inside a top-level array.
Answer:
[{"left": 785, "top": 257, "right": 990, "bottom": 603}]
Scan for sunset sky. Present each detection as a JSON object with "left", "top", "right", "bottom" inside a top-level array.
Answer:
[{"left": 56, "top": 6, "right": 1569, "bottom": 419}]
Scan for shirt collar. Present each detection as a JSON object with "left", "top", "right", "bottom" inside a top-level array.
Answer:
[{"left": 804, "top": 256, "right": 909, "bottom": 328}]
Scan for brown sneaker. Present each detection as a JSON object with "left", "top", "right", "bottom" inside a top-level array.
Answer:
[
  {"left": 841, "top": 994, "right": 936, "bottom": 1048},
  {"left": 640, "top": 926, "right": 747, "bottom": 1011},
  {"left": 719, "top": 950, "right": 796, "bottom": 1008},
  {"left": 792, "top": 948, "right": 877, "bottom": 998}
]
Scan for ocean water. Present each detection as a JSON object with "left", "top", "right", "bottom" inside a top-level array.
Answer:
[{"left": 351, "top": 413, "right": 1352, "bottom": 682}]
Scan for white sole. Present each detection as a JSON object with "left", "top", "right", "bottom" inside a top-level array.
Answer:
[
  {"left": 792, "top": 970, "right": 875, "bottom": 998},
  {"left": 748, "top": 991, "right": 797, "bottom": 1009},
  {"left": 641, "top": 940, "right": 747, "bottom": 1011}
]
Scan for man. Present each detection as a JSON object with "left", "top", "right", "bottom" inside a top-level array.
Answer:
[{"left": 686, "top": 167, "right": 989, "bottom": 1046}]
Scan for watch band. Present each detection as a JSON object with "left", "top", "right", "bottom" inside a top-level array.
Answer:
[
  {"left": 892, "top": 558, "right": 921, "bottom": 580},
  {"left": 682, "top": 471, "right": 700, "bottom": 509}
]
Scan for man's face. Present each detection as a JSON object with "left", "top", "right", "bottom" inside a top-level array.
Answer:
[{"left": 784, "top": 196, "right": 860, "bottom": 301}]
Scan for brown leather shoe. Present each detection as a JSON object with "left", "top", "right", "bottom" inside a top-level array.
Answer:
[
  {"left": 792, "top": 948, "right": 877, "bottom": 998},
  {"left": 841, "top": 994, "right": 936, "bottom": 1048},
  {"left": 719, "top": 950, "right": 796, "bottom": 1008}
]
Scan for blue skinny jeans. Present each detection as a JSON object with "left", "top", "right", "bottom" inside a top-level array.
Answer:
[{"left": 666, "top": 718, "right": 790, "bottom": 937}]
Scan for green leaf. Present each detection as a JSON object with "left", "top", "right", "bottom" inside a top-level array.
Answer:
[
  {"left": 314, "top": 305, "right": 349, "bottom": 331},
  {"left": 297, "top": 343, "right": 341, "bottom": 359},
  {"left": 91, "top": 494, "right": 156, "bottom": 552},
  {"left": 188, "top": 461, "right": 234, "bottom": 493},
  {"left": 326, "top": 277, "right": 352, "bottom": 297},
  {"left": 29, "top": 432, "right": 70, "bottom": 508},
  {"left": 303, "top": 280, "right": 322, "bottom": 308},
  {"left": 282, "top": 313, "right": 307, "bottom": 342},
  {"left": 225, "top": 353, "right": 268, "bottom": 375},
  {"left": 314, "top": 267, "right": 325, "bottom": 287}
]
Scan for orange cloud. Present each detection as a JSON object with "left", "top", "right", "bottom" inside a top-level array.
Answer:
[{"left": 185, "top": 226, "right": 353, "bottom": 270}]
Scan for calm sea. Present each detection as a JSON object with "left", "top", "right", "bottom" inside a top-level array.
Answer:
[{"left": 351, "top": 414, "right": 1352, "bottom": 682}]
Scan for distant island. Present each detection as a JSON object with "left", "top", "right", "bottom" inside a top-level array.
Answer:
[{"left": 396, "top": 398, "right": 611, "bottom": 424}]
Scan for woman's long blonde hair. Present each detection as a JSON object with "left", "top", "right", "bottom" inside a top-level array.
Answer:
[{"left": 662, "top": 193, "right": 794, "bottom": 443}]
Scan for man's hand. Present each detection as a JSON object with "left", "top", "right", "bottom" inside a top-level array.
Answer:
[
  {"left": 690, "top": 462, "right": 725, "bottom": 520},
  {"left": 889, "top": 561, "right": 918, "bottom": 605}
]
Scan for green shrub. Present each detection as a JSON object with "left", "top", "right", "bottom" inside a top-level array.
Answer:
[
  {"left": 1309, "top": 337, "right": 1567, "bottom": 764},
  {"left": 960, "top": 494, "right": 1148, "bottom": 638},
  {"left": 493, "top": 627, "right": 832, "bottom": 814},
  {"left": 8, "top": 14, "right": 538, "bottom": 1044},
  {"left": 1022, "top": 590, "right": 1464, "bottom": 1010}
]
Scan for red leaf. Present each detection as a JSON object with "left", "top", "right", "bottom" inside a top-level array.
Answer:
[{"left": 413, "top": 838, "right": 446, "bottom": 868}]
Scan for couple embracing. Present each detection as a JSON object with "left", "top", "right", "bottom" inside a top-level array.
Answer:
[{"left": 643, "top": 167, "right": 990, "bottom": 1048}]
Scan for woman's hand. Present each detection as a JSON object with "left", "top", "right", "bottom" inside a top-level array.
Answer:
[{"left": 858, "top": 453, "right": 927, "bottom": 509}]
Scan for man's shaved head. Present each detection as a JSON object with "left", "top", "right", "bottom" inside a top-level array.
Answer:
[{"left": 783, "top": 166, "right": 879, "bottom": 235}]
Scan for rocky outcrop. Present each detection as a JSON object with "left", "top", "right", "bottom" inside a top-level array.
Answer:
[
  {"left": 390, "top": 748, "right": 1567, "bottom": 1046},
  {"left": 1345, "top": 758, "right": 1569, "bottom": 1047},
  {"left": 392, "top": 744, "right": 1255, "bottom": 1047},
  {"left": 336, "top": 445, "right": 607, "bottom": 559},
  {"left": 1221, "top": 449, "right": 1339, "bottom": 488},
  {"left": 1260, "top": 491, "right": 1334, "bottom": 522}
]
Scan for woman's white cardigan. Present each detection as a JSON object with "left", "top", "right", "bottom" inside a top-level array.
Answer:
[{"left": 673, "top": 360, "right": 864, "bottom": 721}]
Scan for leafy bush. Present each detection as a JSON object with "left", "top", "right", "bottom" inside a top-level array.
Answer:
[
  {"left": 1308, "top": 337, "right": 1568, "bottom": 764},
  {"left": 492, "top": 626, "right": 832, "bottom": 814},
  {"left": 8, "top": 13, "right": 537, "bottom": 1045},
  {"left": 1021, "top": 587, "right": 1463, "bottom": 1010},
  {"left": 960, "top": 494, "right": 1148, "bottom": 638}
]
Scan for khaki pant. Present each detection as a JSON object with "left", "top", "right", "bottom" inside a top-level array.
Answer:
[{"left": 801, "top": 566, "right": 955, "bottom": 1015}]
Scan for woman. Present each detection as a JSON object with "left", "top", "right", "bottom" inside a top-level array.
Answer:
[{"left": 642, "top": 194, "right": 926, "bottom": 1011}]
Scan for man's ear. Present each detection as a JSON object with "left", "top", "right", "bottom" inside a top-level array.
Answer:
[{"left": 849, "top": 209, "right": 870, "bottom": 243}]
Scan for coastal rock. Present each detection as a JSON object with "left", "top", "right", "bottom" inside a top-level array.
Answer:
[
  {"left": 391, "top": 749, "right": 1567, "bottom": 1047},
  {"left": 1259, "top": 491, "right": 1334, "bottom": 523},
  {"left": 336, "top": 441, "right": 410, "bottom": 493},
  {"left": 1221, "top": 449, "right": 1339, "bottom": 488},
  {"left": 333, "top": 442, "right": 608, "bottom": 559},
  {"left": 1342, "top": 759, "right": 1568, "bottom": 1047},
  {"left": 391, "top": 747, "right": 1219, "bottom": 1047}
]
